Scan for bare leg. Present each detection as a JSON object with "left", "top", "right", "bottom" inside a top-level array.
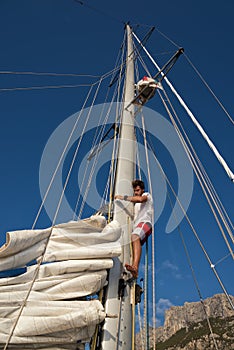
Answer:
[{"left": 125, "top": 234, "right": 141, "bottom": 278}]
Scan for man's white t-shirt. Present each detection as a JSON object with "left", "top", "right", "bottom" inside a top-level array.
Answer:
[{"left": 134, "top": 192, "right": 153, "bottom": 228}]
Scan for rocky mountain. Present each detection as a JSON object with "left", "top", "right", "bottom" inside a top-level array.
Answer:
[{"left": 135, "top": 294, "right": 234, "bottom": 350}]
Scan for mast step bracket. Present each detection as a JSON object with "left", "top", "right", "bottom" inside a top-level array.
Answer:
[
  {"left": 135, "top": 284, "right": 144, "bottom": 305},
  {"left": 106, "top": 313, "right": 118, "bottom": 318},
  {"left": 118, "top": 278, "right": 126, "bottom": 299}
]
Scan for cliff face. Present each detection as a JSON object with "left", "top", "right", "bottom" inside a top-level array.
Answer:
[
  {"left": 156, "top": 316, "right": 234, "bottom": 350},
  {"left": 135, "top": 294, "right": 234, "bottom": 350},
  {"left": 157, "top": 293, "right": 234, "bottom": 342}
]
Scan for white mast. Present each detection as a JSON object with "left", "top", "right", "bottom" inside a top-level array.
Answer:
[{"left": 101, "top": 24, "right": 136, "bottom": 349}]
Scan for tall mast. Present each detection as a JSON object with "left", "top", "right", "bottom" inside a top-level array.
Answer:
[{"left": 101, "top": 24, "right": 136, "bottom": 349}]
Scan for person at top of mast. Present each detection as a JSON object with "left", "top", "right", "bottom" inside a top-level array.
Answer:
[
  {"left": 135, "top": 76, "right": 159, "bottom": 105},
  {"left": 115, "top": 179, "right": 153, "bottom": 279}
]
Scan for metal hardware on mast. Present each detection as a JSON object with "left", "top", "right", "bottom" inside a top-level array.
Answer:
[{"left": 101, "top": 24, "right": 136, "bottom": 349}]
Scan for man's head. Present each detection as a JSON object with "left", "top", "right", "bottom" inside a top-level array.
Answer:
[{"left": 132, "top": 179, "right": 145, "bottom": 196}]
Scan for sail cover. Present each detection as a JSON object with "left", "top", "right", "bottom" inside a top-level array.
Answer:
[{"left": 0, "top": 216, "right": 122, "bottom": 349}]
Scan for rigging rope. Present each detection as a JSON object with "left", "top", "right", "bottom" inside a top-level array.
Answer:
[
  {"left": 74, "top": 29, "right": 127, "bottom": 221},
  {"left": 0, "top": 65, "right": 125, "bottom": 94},
  {"left": 76, "top": 75, "right": 124, "bottom": 219},
  {"left": 141, "top": 113, "right": 156, "bottom": 349},
  {"left": 0, "top": 70, "right": 100, "bottom": 78},
  {"left": 134, "top": 61, "right": 143, "bottom": 180},
  {"left": 134, "top": 114, "right": 230, "bottom": 348},
  {"left": 3, "top": 224, "right": 54, "bottom": 350},
  {"left": 184, "top": 53, "right": 234, "bottom": 125},
  {"left": 4, "top": 43, "right": 128, "bottom": 348},
  {"left": 4, "top": 79, "right": 105, "bottom": 348},
  {"left": 133, "top": 34, "right": 232, "bottom": 333},
  {"left": 72, "top": 0, "right": 124, "bottom": 25},
  {"left": 158, "top": 87, "right": 234, "bottom": 261},
  {"left": 132, "top": 43, "right": 231, "bottom": 347},
  {"left": 132, "top": 31, "right": 234, "bottom": 182},
  {"left": 73, "top": 85, "right": 113, "bottom": 219},
  {"left": 108, "top": 59, "right": 126, "bottom": 219},
  {"left": 133, "top": 41, "right": 152, "bottom": 78},
  {"left": 154, "top": 26, "right": 182, "bottom": 49},
  {"left": 167, "top": 191, "right": 220, "bottom": 350},
  {"left": 157, "top": 88, "right": 234, "bottom": 250},
  {"left": 0, "top": 83, "right": 94, "bottom": 92},
  {"left": 137, "top": 302, "right": 145, "bottom": 350},
  {"left": 134, "top": 116, "right": 234, "bottom": 311},
  {"left": 32, "top": 83, "right": 94, "bottom": 229},
  {"left": 144, "top": 240, "right": 149, "bottom": 350},
  {"left": 153, "top": 20, "right": 231, "bottom": 134},
  {"left": 54, "top": 77, "right": 104, "bottom": 224},
  {"left": 95, "top": 39, "right": 127, "bottom": 214},
  {"left": 132, "top": 28, "right": 234, "bottom": 263},
  {"left": 32, "top": 64, "right": 125, "bottom": 228}
]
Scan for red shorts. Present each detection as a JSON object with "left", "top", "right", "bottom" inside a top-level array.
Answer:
[{"left": 133, "top": 222, "right": 152, "bottom": 245}]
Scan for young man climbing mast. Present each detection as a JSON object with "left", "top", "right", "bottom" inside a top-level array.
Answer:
[
  {"left": 135, "top": 76, "right": 159, "bottom": 105},
  {"left": 115, "top": 179, "right": 153, "bottom": 278}
]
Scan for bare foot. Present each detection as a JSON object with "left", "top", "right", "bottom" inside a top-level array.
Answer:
[{"left": 125, "top": 263, "right": 138, "bottom": 278}]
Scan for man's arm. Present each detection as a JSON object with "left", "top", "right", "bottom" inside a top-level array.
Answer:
[{"left": 115, "top": 194, "right": 147, "bottom": 203}]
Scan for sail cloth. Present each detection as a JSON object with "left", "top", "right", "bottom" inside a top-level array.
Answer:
[
  {"left": 0, "top": 216, "right": 122, "bottom": 349},
  {"left": 0, "top": 300, "right": 104, "bottom": 348}
]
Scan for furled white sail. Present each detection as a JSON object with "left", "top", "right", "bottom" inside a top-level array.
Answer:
[
  {"left": 0, "top": 215, "right": 122, "bottom": 349},
  {"left": 1, "top": 300, "right": 105, "bottom": 347}
]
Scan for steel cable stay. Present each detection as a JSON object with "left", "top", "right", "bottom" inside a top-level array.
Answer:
[
  {"left": 74, "top": 75, "right": 120, "bottom": 220},
  {"left": 108, "top": 29, "right": 127, "bottom": 88},
  {"left": 3, "top": 226, "right": 55, "bottom": 350},
  {"left": 85, "top": 36, "right": 127, "bottom": 217},
  {"left": 133, "top": 117, "right": 234, "bottom": 350},
  {"left": 131, "top": 30, "right": 233, "bottom": 253},
  {"left": 133, "top": 41, "right": 152, "bottom": 78},
  {"left": 107, "top": 35, "right": 128, "bottom": 219},
  {"left": 132, "top": 31, "right": 234, "bottom": 182},
  {"left": 133, "top": 115, "right": 234, "bottom": 311},
  {"left": 4, "top": 85, "right": 101, "bottom": 345},
  {"left": 166, "top": 193, "right": 220, "bottom": 350},
  {"left": 69, "top": 30, "right": 161, "bottom": 218},
  {"left": 54, "top": 77, "right": 104, "bottom": 224},
  {"left": 141, "top": 113, "right": 156, "bottom": 350},
  {"left": 137, "top": 302, "right": 145, "bottom": 350},
  {"left": 157, "top": 87, "right": 234, "bottom": 245},
  {"left": 31, "top": 54, "right": 127, "bottom": 228},
  {"left": 4, "top": 70, "right": 122, "bottom": 350},
  {"left": 32, "top": 83, "right": 94, "bottom": 229},
  {"left": 4, "top": 73, "right": 115, "bottom": 350},
  {"left": 156, "top": 88, "right": 234, "bottom": 254},
  {"left": 135, "top": 107, "right": 224, "bottom": 348},
  {"left": 184, "top": 53, "right": 234, "bottom": 125},
  {"left": 0, "top": 83, "right": 94, "bottom": 92},
  {"left": 105, "top": 73, "right": 126, "bottom": 218},
  {"left": 144, "top": 239, "right": 149, "bottom": 349},
  {"left": 73, "top": 34, "right": 129, "bottom": 349},
  {"left": 77, "top": 93, "right": 118, "bottom": 220},
  {"left": 0, "top": 64, "right": 126, "bottom": 93},
  {"left": 126, "top": 32, "right": 232, "bottom": 349},
  {"left": 74, "top": 29, "right": 139, "bottom": 223},
  {"left": 3, "top": 77, "right": 107, "bottom": 350},
  {"left": 150, "top": 89, "right": 234, "bottom": 294},
  {"left": 129, "top": 38, "right": 234, "bottom": 327},
  {"left": 0, "top": 70, "right": 100, "bottom": 77},
  {"left": 76, "top": 49, "right": 127, "bottom": 220},
  {"left": 133, "top": 108, "right": 157, "bottom": 349},
  {"left": 151, "top": 25, "right": 234, "bottom": 125}
]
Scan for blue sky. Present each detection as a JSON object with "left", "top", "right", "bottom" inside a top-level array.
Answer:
[{"left": 0, "top": 0, "right": 233, "bottom": 327}]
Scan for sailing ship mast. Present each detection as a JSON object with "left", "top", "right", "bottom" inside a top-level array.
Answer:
[{"left": 101, "top": 24, "right": 136, "bottom": 349}]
